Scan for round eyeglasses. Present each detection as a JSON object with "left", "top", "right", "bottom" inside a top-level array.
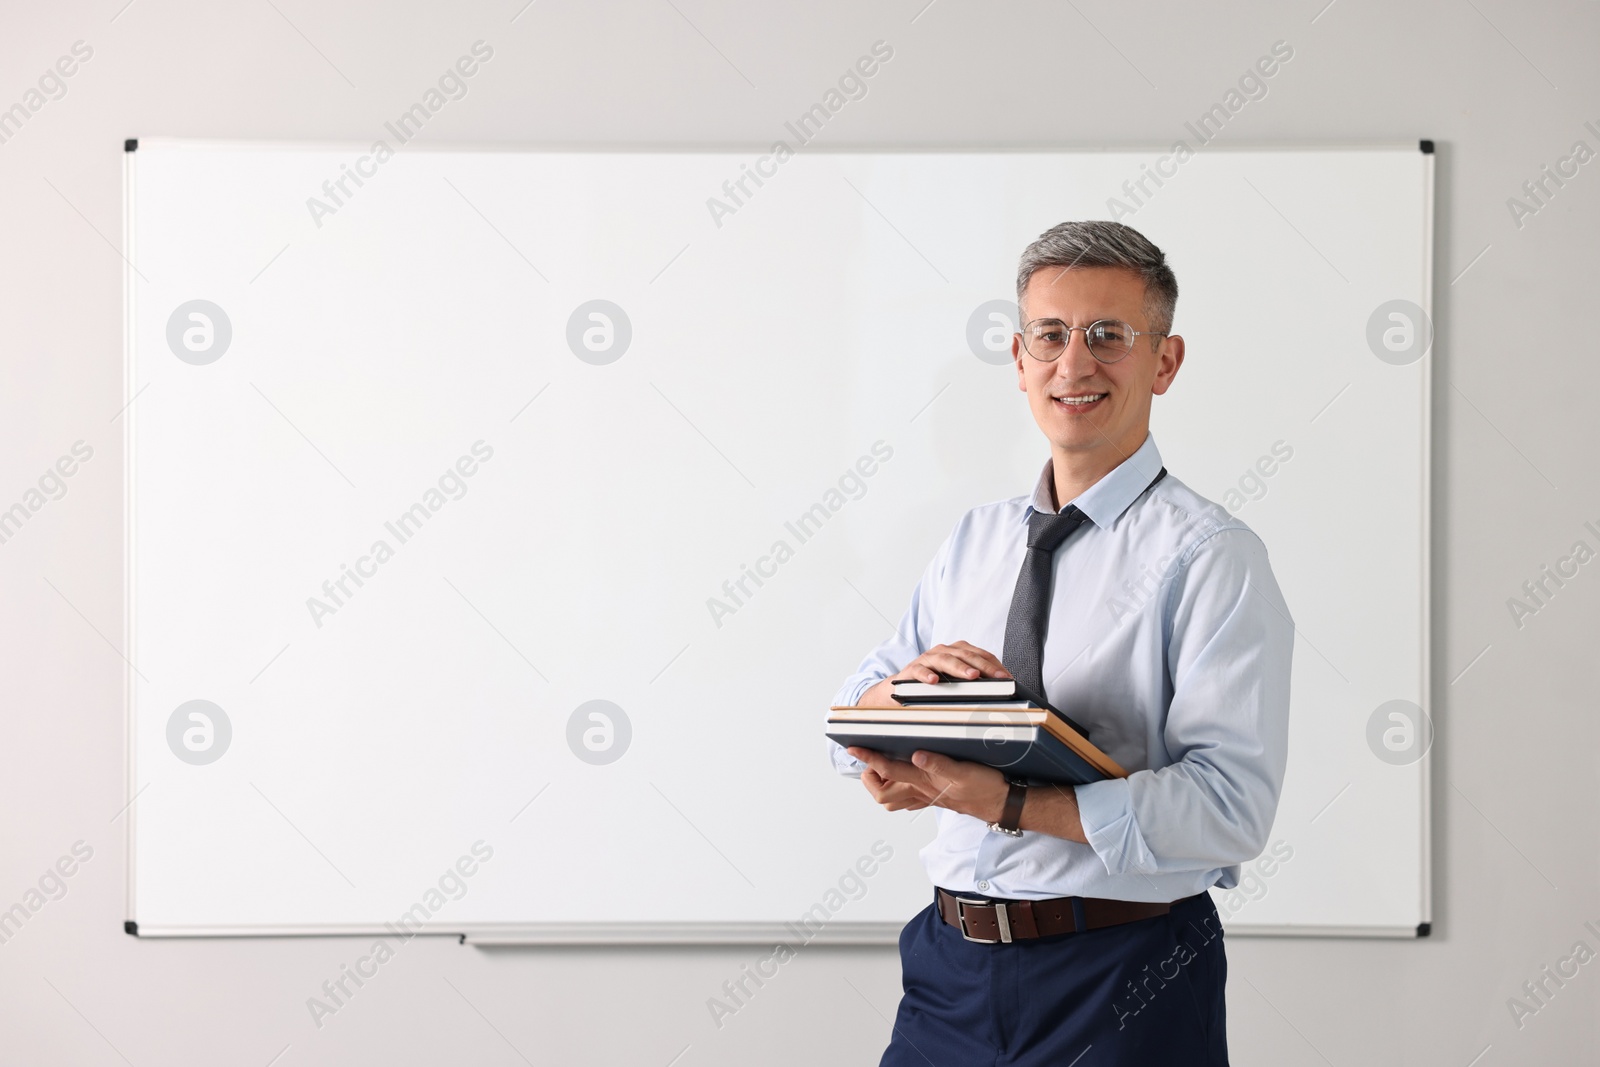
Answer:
[{"left": 1019, "top": 318, "right": 1165, "bottom": 365}]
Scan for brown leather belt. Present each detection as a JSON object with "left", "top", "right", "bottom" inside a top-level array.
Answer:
[{"left": 935, "top": 887, "right": 1181, "bottom": 943}]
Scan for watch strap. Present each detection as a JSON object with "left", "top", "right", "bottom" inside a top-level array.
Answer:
[{"left": 994, "top": 777, "right": 1027, "bottom": 835}]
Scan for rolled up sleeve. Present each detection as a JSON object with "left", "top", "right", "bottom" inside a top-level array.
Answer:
[{"left": 1076, "top": 527, "right": 1294, "bottom": 877}]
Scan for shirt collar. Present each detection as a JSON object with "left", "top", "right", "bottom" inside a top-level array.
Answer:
[{"left": 1025, "top": 433, "right": 1165, "bottom": 529}]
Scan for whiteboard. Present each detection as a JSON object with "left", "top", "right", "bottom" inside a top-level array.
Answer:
[{"left": 123, "top": 141, "right": 1432, "bottom": 941}]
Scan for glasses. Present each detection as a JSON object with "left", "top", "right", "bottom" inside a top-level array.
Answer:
[{"left": 1019, "top": 318, "right": 1165, "bottom": 365}]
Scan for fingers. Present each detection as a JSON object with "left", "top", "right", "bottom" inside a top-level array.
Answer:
[
  {"left": 861, "top": 772, "right": 931, "bottom": 811},
  {"left": 892, "top": 642, "right": 1013, "bottom": 684},
  {"left": 849, "top": 748, "right": 928, "bottom": 789},
  {"left": 909, "top": 750, "right": 957, "bottom": 779},
  {"left": 889, "top": 662, "right": 945, "bottom": 684},
  {"left": 847, "top": 747, "right": 894, "bottom": 777},
  {"left": 855, "top": 746, "right": 1006, "bottom": 820},
  {"left": 946, "top": 641, "right": 1014, "bottom": 679},
  {"left": 847, "top": 746, "right": 885, "bottom": 773}
]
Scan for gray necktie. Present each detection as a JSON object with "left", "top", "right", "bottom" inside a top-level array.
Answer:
[
  {"left": 1001, "top": 467, "right": 1167, "bottom": 739},
  {"left": 1002, "top": 507, "right": 1091, "bottom": 736}
]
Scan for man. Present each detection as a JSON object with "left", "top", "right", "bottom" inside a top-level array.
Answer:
[{"left": 830, "top": 220, "right": 1293, "bottom": 1065}]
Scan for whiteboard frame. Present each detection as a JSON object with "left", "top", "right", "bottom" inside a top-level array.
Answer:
[{"left": 121, "top": 140, "right": 1435, "bottom": 943}]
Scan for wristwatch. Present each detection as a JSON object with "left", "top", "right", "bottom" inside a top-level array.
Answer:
[{"left": 987, "top": 776, "right": 1027, "bottom": 837}]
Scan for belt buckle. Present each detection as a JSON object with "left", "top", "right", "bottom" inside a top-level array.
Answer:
[{"left": 955, "top": 896, "right": 1011, "bottom": 944}]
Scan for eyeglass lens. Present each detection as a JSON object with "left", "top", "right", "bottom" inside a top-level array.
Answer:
[{"left": 1021, "top": 320, "right": 1136, "bottom": 363}]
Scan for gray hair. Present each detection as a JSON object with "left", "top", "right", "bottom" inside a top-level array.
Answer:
[{"left": 1015, "top": 221, "right": 1178, "bottom": 337}]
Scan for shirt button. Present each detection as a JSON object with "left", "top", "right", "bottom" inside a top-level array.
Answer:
[{"left": 977, "top": 880, "right": 989, "bottom": 891}]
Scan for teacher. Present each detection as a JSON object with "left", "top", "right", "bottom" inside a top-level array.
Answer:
[{"left": 831, "top": 220, "right": 1294, "bottom": 1065}]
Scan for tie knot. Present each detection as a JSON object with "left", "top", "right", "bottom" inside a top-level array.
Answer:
[{"left": 1027, "top": 506, "right": 1086, "bottom": 551}]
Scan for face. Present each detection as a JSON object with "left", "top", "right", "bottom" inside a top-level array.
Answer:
[{"left": 1012, "top": 265, "right": 1184, "bottom": 465}]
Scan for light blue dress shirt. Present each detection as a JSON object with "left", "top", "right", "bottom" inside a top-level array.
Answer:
[{"left": 829, "top": 433, "right": 1294, "bottom": 902}]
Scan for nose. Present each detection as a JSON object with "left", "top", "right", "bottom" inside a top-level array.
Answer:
[{"left": 1055, "top": 326, "right": 1101, "bottom": 378}]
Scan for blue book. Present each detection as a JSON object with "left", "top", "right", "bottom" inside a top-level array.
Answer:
[{"left": 825, "top": 705, "right": 1126, "bottom": 786}]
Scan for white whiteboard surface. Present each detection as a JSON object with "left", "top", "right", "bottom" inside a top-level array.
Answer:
[{"left": 123, "top": 141, "right": 1431, "bottom": 941}]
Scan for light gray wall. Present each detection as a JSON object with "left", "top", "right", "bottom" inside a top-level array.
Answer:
[{"left": 2, "top": 1, "right": 1595, "bottom": 1063}]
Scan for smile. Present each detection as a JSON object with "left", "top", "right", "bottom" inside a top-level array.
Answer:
[{"left": 1051, "top": 393, "right": 1107, "bottom": 411}]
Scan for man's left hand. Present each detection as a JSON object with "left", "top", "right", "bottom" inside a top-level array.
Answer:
[{"left": 847, "top": 747, "right": 1009, "bottom": 824}]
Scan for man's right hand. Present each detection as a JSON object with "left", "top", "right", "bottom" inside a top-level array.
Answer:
[{"left": 856, "top": 641, "right": 1013, "bottom": 708}]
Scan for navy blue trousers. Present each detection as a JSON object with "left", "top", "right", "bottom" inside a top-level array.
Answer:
[{"left": 879, "top": 891, "right": 1228, "bottom": 1066}]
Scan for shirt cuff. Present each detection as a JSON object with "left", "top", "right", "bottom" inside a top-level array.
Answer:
[
  {"left": 827, "top": 678, "right": 879, "bottom": 777},
  {"left": 842, "top": 677, "right": 879, "bottom": 707},
  {"left": 1074, "top": 776, "right": 1153, "bottom": 876},
  {"left": 830, "top": 741, "right": 866, "bottom": 778}
]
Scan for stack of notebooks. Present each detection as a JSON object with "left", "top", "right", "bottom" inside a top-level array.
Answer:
[{"left": 826, "top": 675, "right": 1127, "bottom": 785}]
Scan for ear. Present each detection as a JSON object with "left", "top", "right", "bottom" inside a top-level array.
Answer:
[
  {"left": 1150, "top": 334, "right": 1185, "bottom": 396},
  {"left": 1013, "top": 332, "right": 1028, "bottom": 392}
]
